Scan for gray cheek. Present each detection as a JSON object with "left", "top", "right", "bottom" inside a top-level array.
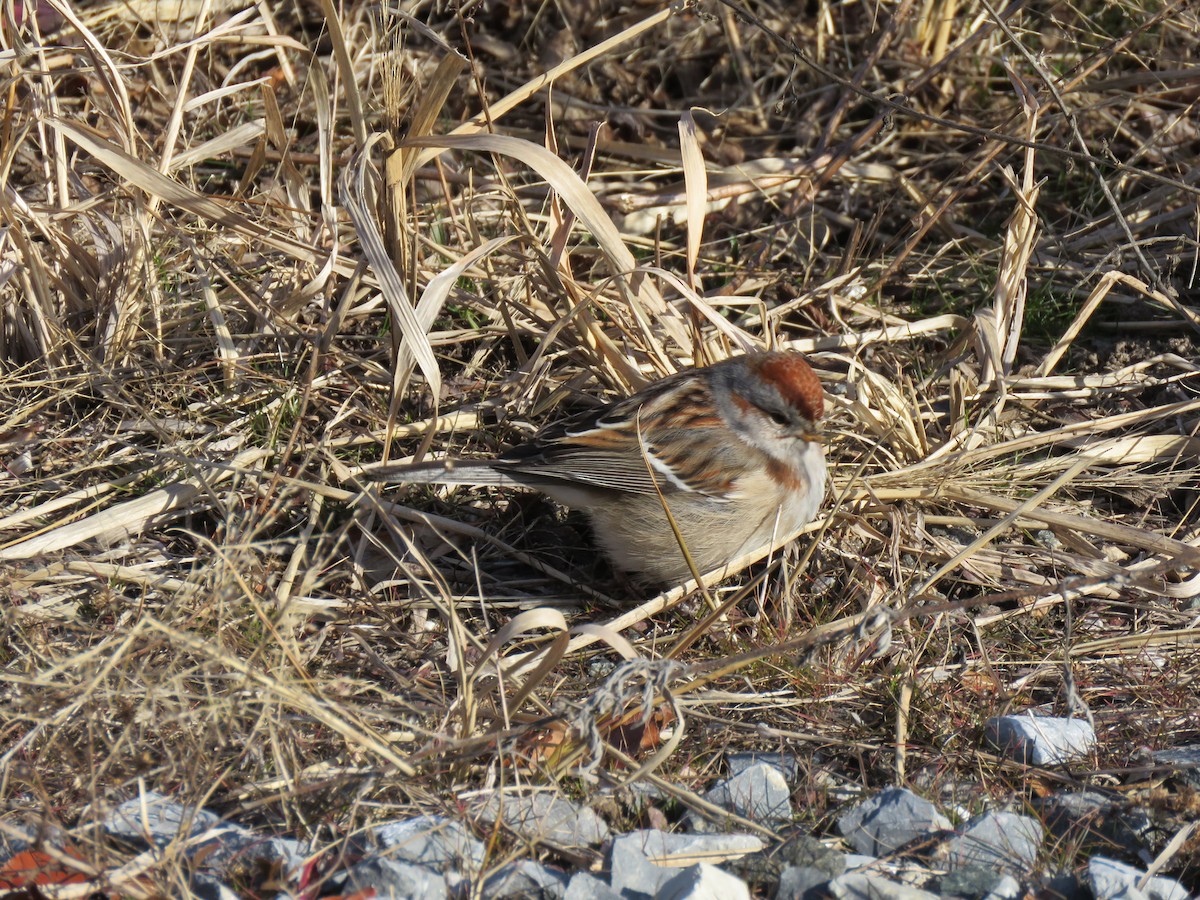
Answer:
[
  {"left": 720, "top": 400, "right": 772, "bottom": 450},
  {"left": 786, "top": 436, "right": 825, "bottom": 472},
  {"left": 803, "top": 441, "right": 827, "bottom": 475}
]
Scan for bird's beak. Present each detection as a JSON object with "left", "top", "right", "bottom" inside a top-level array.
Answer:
[{"left": 791, "top": 427, "right": 823, "bottom": 443}]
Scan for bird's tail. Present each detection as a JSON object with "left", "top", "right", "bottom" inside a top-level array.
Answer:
[{"left": 363, "top": 458, "right": 525, "bottom": 488}]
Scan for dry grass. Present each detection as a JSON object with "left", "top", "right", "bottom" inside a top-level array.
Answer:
[{"left": 3, "top": 0, "right": 1200, "bottom": 891}]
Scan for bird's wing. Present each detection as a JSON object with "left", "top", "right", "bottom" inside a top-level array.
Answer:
[{"left": 499, "top": 371, "right": 757, "bottom": 498}]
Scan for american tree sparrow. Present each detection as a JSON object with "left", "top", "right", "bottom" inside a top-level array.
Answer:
[{"left": 368, "top": 351, "right": 826, "bottom": 584}]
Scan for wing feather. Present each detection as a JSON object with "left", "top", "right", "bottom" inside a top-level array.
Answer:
[
  {"left": 497, "top": 371, "right": 760, "bottom": 498},
  {"left": 368, "top": 366, "right": 770, "bottom": 500}
]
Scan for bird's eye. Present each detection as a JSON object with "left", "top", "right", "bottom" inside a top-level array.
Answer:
[{"left": 765, "top": 408, "right": 790, "bottom": 426}]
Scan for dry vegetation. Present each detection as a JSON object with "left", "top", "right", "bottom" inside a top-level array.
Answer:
[{"left": 2, "top": 0, "right": 1200, "bottom": 892}]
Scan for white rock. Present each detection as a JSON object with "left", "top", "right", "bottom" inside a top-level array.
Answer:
[
  {"left": 337, "top": 859, "right": 448, "bottom": 900},
  {"left": 608, "top": 830, "right": 763, "bottom": 897},
  {"left": 984, "top": 874, "right": 1023, "bottom": 900},
  {"left": 828, "top": 871, "right": 939, "bottom": 899},
  {"left": 369, "top": 815, "right": 485, "bottom": 869},
  {"left": 944, "top": 810, "right": 1043, "bottom": 874},
  {"left": 837, "top": 787, "right": 950, "bottom": 856},
  {"left": 476, "top": 790, "right": 610, "bottom": 846},
  {"left": 703, "top": 763, "right": 793, "bottom": 824},
  {"left": 656, "top": 863, "right": 751, "bottom": 900},
  {"left": 1088, "top": 856, "right": 1189, "bottom": 900},
  {"left": 985, "top": 715, "right": 1096, "bottom": 765},
  {"left": 564, "top": 871, "right": 622, "bottom": 900}
]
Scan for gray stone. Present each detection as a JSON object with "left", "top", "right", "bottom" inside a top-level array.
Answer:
[
  {"left": 724, "top": 847, "right": 780, "bottom": 885},
  {"left": 1032, "top": 792, "right": 1153, "bottom": 856},
  {"left": 482, "top": 859, "right": 569, "bottom": 898},
  {"left": 937, "top": 864, "right": 1000, "bottom": 898},
  {"left": 657, "top": 863, "right": 750, "bottom": 900},
  {"left": 105, "top": 791, "right": 220, "bottom": 845},
  {"left": 1040, "top": 869, "right": 1087, "bottom": 900},
  {"left": 727, "top": 752, "right": 800, "bottom": 782},
  {"left": 828, "top": 871, "right": 939, "bottom": 899},
  {"left": 1087, "top": 856, "right": 1189, "bottom": 900},
  {"left": 336, "top": 858, "right": 448, "bottom": 899},
  {"left": 944, "top": 811, "right": 1042, "bottom": 875},
  {"left": 703, "top": 763, "right": 792, "bottom": 825},
  {"left": 202, "top": 828, "right": 305, "bottom": 880},
  {"left": 985, "top": 716, "right": 1096, "bottom": 765},
  {"left": 609, "top": 830, "right": 763, "bottom": 898},
  {"left": 937, "top": 864, "right": 1008, "bottom": 898},
  {"left": 1152, "top": 744, "right": 1200, "bottom": 790},
  {"left": 368, "top": 815, "right": 485, "bottom": 871},
  {"left": 478, "top": 791, "right": 609, "bottom": 846},
  {"left": 564, "top": 871, "right": 622, "bottom": 900},
  {"left": 727, "top": 834, "right": 843, "bottom": 886},
  {"left": 984, "top": 874, "right": 1022, "bottom": 900},
  {"left": 189, "top": 874, "right": 240, "bottom": 900},
  {"left": 842, "top": 854, "right": 879, "bottom": 870},
  {"left": 777, "top": 835, "right": 845, "bottom": 877},
  {"left": 104, "top": 793, "right": 303, "bottom": 879},
  {"left": 836, "top": 788, "right": 950, "bottom": 856},
  {"left": 776, "top": 865, "right": 832, "bottom": 900}
]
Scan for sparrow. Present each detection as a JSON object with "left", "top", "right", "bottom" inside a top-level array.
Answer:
[{"left": 367, "top": 351, "right": 826, "bottom": 584}]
